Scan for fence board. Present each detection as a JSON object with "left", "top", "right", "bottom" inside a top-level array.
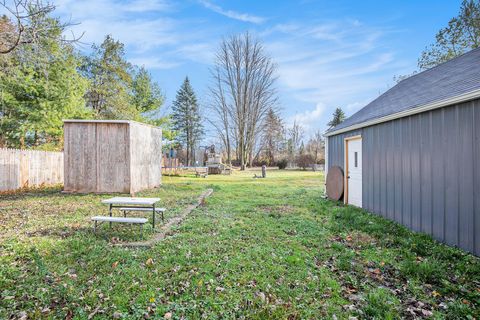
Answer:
[{"left": 0, "top": 148, "right": 63, "bottom": 191}]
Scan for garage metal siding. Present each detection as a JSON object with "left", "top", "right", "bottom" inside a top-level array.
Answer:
[
  {"left": 327, "top": 98, "right": 480, "bottom": 256},
  {"left": 327, "top": 129, "right": 363, "bottom": 170}
]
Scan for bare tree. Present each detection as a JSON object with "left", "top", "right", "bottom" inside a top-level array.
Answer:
[
  {"left": 306, "top": 130, "right": 324, "bottom": 163},
  {"left": 209, "top": 32, "right": 278, "bottom": 170},
  {"left": 0, "top": 0, "right": 82, "bottom": 55},
  {"left": 287, "top": 120, "right": 304, "bottom": 166}
]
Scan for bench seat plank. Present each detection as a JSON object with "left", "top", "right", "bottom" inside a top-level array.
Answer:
[
  {"left": 118, "top": 207, "right": 166, "bottom": 212},
  {"left": 91, "top": 216, "right": 147, "bottom": 224}
]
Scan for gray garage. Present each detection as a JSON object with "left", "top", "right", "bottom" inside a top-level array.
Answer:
[{"left": 325, "top": 47, "right": 480, "bottom": 256}]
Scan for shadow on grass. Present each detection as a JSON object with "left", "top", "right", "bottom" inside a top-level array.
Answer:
[
  {"left": 22, "top": 222, "right": 157, "bottom": 243},
  {"left": 322, "top": 198, "right": 480, "bottom": 318}
]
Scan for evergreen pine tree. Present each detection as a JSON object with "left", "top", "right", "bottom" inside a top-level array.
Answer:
[
  {"left": 171, "top": 77, "right": 203, "bottom": 165},
  {"left": 327, "top": 108, "right": 346, "bottom": 128},
  {"left": 82, "top": 35, "right": 135, "bottom": 120}
]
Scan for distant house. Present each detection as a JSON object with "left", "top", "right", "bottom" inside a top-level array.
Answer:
[{"left": 325, "top": 48, "right": 480, "bottom": 256}]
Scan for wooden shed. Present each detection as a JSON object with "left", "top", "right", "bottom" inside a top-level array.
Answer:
[{"left": 63, "top": 120, "right": 162, "bottom": 194}]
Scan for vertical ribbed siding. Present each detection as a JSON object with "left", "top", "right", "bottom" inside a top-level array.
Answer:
[
  {"left": 327, "top": 129, "right": 362, "bottom": 170},
  {"left": 327, "top": 98, "right": 480, "bottom": 256}
]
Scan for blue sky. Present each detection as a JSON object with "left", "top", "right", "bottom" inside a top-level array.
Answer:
[{"left": 52, "top": 0, "right": 461, "bottom": 139}]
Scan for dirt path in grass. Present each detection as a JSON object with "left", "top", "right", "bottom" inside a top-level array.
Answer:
[{"left": 118, "top": 188, "right": 213, "bottom": 248}]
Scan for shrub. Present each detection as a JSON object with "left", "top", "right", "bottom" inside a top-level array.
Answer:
[
  {"left": 277, "top": 158, "right": 288, "bottom": 169},
  {"left": 296, "top": 154, "right": 315, "bottom": 170}
]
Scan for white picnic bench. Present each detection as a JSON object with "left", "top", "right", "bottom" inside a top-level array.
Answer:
[
  {"left": 92, "top": 197, "right": 166, "bottom": 236},
  {"left": 194, "top": 166, "right": 208, "bottom": 178},
  {"left": 91, "top": 216, "right": 148, "bottom": 237}
]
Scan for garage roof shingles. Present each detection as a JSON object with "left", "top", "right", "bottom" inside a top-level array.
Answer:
[{"left": 330, "top": 47, "right": 480, "bottom": 133}]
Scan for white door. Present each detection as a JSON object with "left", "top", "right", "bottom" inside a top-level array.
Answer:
[{"left": 347, "top": 138, "right": 362, "bottom": 207}]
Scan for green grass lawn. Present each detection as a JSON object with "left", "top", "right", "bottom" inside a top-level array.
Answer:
[{"left": 1, "top": 170, "right": 479, "bottom": 319}]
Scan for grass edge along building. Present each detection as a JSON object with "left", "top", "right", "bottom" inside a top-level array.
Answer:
[{"left": 325, "top": 48, "right": 480, "bottom": 256}]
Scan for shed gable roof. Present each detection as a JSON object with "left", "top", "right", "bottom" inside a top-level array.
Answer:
[{"left": 327, "top": 47, "right": 480, "bottom": 135}]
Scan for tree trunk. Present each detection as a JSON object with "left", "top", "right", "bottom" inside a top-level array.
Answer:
[
  {"left": 186, "top": 133, "right": 190, "bottom": 166},
  {"left": 226, "top": 135, "right": 231, "bottom": 165},
  {"left": 239, "top": 138, "right": 245, "bottom": 170}
]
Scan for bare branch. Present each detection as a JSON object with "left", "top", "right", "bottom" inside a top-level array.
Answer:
[{"left": 0, "top": 0, "right": 83, "bottom": 55}]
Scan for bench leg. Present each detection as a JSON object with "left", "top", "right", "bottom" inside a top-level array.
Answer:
[
  {"left": 109, "top": 204, "right": 113, "bottom": 229},
  {"left": 140, "top": 224, "right": 143, "bottom": 240},
  {"left": 123, "top": 210, "right": 126, "bottom": 218},
  {"left": 94, "top": 220, "right": 97, "bottom": 233},
  {"left": 152, "top": 204, "right": 156, "bottom": 230}
]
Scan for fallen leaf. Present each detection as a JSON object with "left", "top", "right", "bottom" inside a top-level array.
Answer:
[
  {"left": 146, "top": 258, "right": 154, "bottom": 267},
  {"left": 112, "top": 261, "right": 119, "bottom": 269},
  {"left": 432, "top": 290, "right": 440, "bottom": 297},
  {"left": 164, "top": 312, "right": 172, "bottom": 319},
  {"left": 421, "top": 309, "right": 433, "bottom": 317},
  {"left": 88, "top": 306, "right": 100, "bottom": 320},
  {"left": 256, "top": 292, "right": 266, "bottom": 302}
]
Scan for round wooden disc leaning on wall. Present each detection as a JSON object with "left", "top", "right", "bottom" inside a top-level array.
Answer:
[{"left": 326, "top": 166, "right": 344, "bottom": 201}]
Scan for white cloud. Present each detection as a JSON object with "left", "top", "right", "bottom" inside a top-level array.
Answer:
[
  {"left": 123, "top": 0, "right": 171, "bottom": 12},
  {"left": 54, "top": 0, "right": 178, "bottom": 48},
  {"left": 290, "top": 103, "right": 326, "bottom": 132},
  {"left": 128, "top": 56, "right": 180, "bottom": 69},
  {"left": 199, "top": 0, "right": 265, "bottom": 24},
  {"left": 171, "top": 43, "right": 215, "bottom": 63},
  {"left": 71, "top": 18, "right": 178, "bottom": 51},
  {"left": 52, "top": 0, "right": 218, "bottom": 69},
  {"left": 263, "top": 19, "right": 408, "bottom": 132}
]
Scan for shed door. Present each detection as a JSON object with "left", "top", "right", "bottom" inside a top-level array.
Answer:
[{"left": 346, "top": 137, "right": 362, "bottom": 207}]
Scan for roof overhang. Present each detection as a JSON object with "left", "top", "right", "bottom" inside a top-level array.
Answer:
[
  {"left": 64, "top": 119, "right": 132, "bottom": 124},
  {"left": 63, "top": 119, "right": 160, "bottom": 129},
  {"left": 325, "top": 88, "right": 480, "bottom": 137}
]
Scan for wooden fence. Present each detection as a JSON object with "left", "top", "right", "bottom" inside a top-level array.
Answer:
[{"left": 0, "top": 148, "right": 64, "bottom": 192}]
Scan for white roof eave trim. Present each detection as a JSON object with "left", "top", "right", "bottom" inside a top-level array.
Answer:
[
  {"left": 324, "top": 88, "right": 480, "bottom": 137},
  {"left": 63, "top": 119, "right": 161, "bottom": 129}
]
